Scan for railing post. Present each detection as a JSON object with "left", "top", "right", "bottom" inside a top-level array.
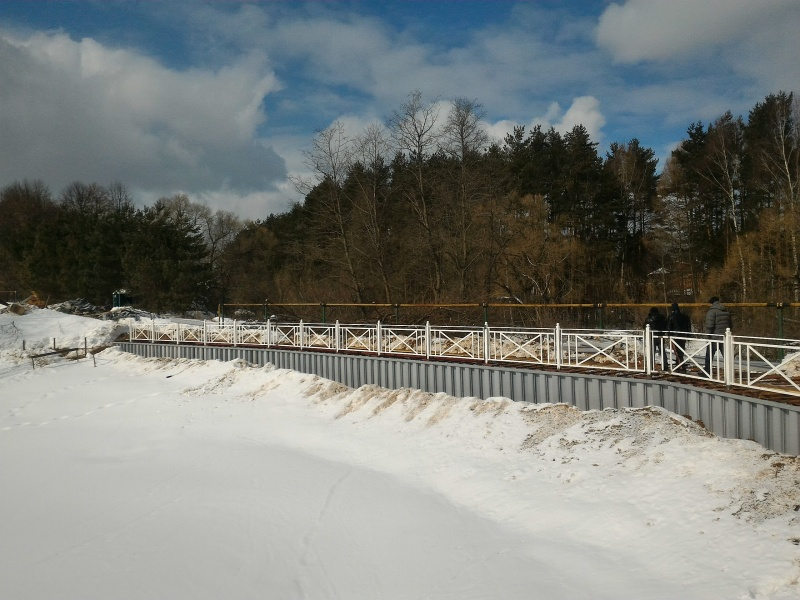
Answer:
[
  {"left": 299, "top": 320, "right": 305, "bottom": 350},
  {"left": 555, "top": 323, "right": 562, "bottom": 370},
  {"left": 484, "top": 322, "right": 490, "bottom": 365},
  {"left": 233, "top": 319, "right": 238, "bottom": 347},
  {"left": 777, "top": 303, "right": 785, "bottom": 361},
  {"left": 176, "top": 323, "right": 180, "bottom": 344},
  {"left": 482, "top": 303, "right": 489, "bottom": 325},
  {"left": 377, "top": 320, "right": 382, "bottom": 356},
  {"left": 151, "top": 318, "right": 156, "bottom": 343},
  {"left": 335, "top": 320, "right": 340, "bottom": 352},
  {"left": 425, "top": 321, "right": 432, "bottom": 359},
  {"left": 644, "top": 324, "right": 652, "bottom": 375},
  {"left": 203, "top": 320, "right": 207, "bottom": 346},
  {"left": 724, "top": 328, "right": 733, "bottom": 387}
]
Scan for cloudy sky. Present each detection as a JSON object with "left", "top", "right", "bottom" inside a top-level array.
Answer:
[{"left": 1, "top": 0, "right": 798, "bottom": 221}]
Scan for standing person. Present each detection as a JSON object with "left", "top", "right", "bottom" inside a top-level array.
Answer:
[
  {"left": 644, "top": 307, "right": 668, "bottom": 368},
  {"left": 667, "top": 302, "right": 692, "bottom": 372},
  {"left": 703, "top": 296, "right": 732, "bottom": 375}
]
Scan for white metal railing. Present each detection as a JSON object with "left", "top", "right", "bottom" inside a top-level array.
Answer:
[
  {"left": 729, "top": 334, "right": 800, "bottom": 395},
  {"left": 488, "top": 327, "right": 556, "bottom": 366},
  {"left": 124, "top": 318, "right": 800, "bottom": 399},
  {"left": 380, "top": 325, "right": 426, "bottom": 357},
  {"left": 429, "top": 326, "right": 485, "bottom": 361},
  {"left": 562, "top": 327, "right": 644, "bottom": 372}
]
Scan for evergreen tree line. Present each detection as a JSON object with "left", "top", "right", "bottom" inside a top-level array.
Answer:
[
  {"left": 0, "top": 91, "right": 797, "bottom": 319},
  {"left": 0, "top": 183, "right": 235, "bottom": 312}
]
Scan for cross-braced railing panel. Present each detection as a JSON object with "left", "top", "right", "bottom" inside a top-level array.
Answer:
[
  {"left": 381, "top": 327, "right": 425, "bottom": 356},
  {"left": 304, "top": 325, "right": 336, "bottom": 349},
  {"left": 340, "top": 325, "right": 377, "bottom": 352},
  {"left": 206, "top": 325, "right": 234, "bottom": 345},
  {"left": 731, "top": 336, "right": 800, "bottom": 395},
  {"left": 272, "top": 324, "right": 300, "bottom": 347},
  {"left": 237, "top": 324, "right": 267, "bottom": 346},
  {"left": 489, "top": 329, "right": 555, "bottom": 365},
  {"left": 562, "top": 330, "right": 644, "bottom": 371},
  {"left": 654, "top": 333, "right": 723, "bottom": 382},
  {"left": 129, "top": 322, "right": 152, "bottom": 341},
  {"left": 180, "top": 325, "right": 204, "bottom": 344},
  {"left": 430, "top": 327, "right": 484, "bottom": 360},
  {"left": 155, "top": 323, "right": 178, "bottom": 343}
]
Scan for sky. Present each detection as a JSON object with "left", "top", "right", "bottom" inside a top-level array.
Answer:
[
  {"left": 0, "top": 0, "right": 799, "bottom": 221},
  {"left": 2, "top": 307, "right": 800, "bottom": 598}
]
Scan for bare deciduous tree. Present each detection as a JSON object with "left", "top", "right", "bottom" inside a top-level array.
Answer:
[
  {"left": 387, "top": 91, "right": 445, "bottom": 300},
  {"left": 297, "top": 121, "right": 365, "bottom": 302}
]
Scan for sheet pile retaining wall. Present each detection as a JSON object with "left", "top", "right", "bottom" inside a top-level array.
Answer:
[{"left": 117, "top": 342, "right": 800, "bottom": 455}]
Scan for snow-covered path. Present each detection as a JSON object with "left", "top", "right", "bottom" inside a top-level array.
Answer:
[
  {"left": 1, "top": 308, "right": 799, "bottom": 599},
  {"left": 0, "top": 359, "right": 545, "bottom": 598}
]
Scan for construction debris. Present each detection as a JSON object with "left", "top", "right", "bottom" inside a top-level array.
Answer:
[{"left": 48, "top": 298, "right": 105, "bottom": 316}]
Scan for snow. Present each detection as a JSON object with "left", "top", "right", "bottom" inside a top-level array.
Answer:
[{"left": 1, "top": 307, "right": 799, "bottom": 599}]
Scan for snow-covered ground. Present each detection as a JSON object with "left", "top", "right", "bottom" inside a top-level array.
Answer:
[{"left": 1, "top": 307, "right": 799, "bottom": 599}]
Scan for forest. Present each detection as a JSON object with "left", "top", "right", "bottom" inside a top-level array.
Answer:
[{"left": 1, "top": 91, "right": 798, "bottom": 328}]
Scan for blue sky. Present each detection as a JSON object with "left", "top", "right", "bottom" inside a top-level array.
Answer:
[{"left": 1, "top": 0, "right": 798, "bottom": 220}]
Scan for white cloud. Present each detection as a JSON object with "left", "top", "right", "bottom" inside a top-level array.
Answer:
[
  {"left": 596, "top": 0, "right": 799, "bottom": 64},
  {"left": 183, "top": 3, "right": 607, "bottom": 126},
  {"left": 556, "top": 96, "right": 606, "bottom": 140},
  {"left": 0, "top": 30, "right": 288, "bottom": 208},
  {"left": 485, "top": 96, "right": 606, "bottom": 145}
]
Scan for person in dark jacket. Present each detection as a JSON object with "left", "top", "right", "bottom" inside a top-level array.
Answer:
[
  {"left": 703, "top": 296, "right": 732, "bottom": 375},
  {"left": 667, "top": 302, "right": 692, "bottom": 372},
  {"left": 644, "top": 307, "right": 668, "bottom": 367}
]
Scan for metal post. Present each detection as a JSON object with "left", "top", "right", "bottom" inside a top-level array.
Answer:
[
  {"left": 482, "top": 303, "right": 489, "bottom": 324},
  {"left": 335, "top": 320, "right": 340, "bottom": 353},
  {"left": 203, "top": 320, "right": 207, "bottom": 346},
  {"left": 483, "top": 322, "right": 490, "bottom": 365},
  {"left": 724, "top": 328, "right": 734, "bottom": 387},
  {"left": 425, "top": 321, "right": 432, "bottom": 359},
  {"left": 321, "top": 303, "right": 327, "bottom": 323},
  {"left": 299, "top": 320, "right": 305, "bottom": 350},
  {"left": 555, "top": 323, "right": 563, "bottom": 370},
  {"left": 377, "top": 320, "right": 382, "bottom": 356},
  {"left": 644, "top": 324, "right": 652, "bottom": 375},
  {"left": 394, "top": 303, "right": 400, "bottom": 325},
  {"left": 266, "top": 318, "right": 272, "bottom": 346},
  {"left": 233, "top": 320, "right": 237, "bottom": 347},
  {"left": 264, "top": 300, "right": 268, "bottom": 322}
]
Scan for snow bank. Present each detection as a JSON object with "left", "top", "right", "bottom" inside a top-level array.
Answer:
[{"left": 0, "top": 305, "right": 126, "bottom": 354}]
